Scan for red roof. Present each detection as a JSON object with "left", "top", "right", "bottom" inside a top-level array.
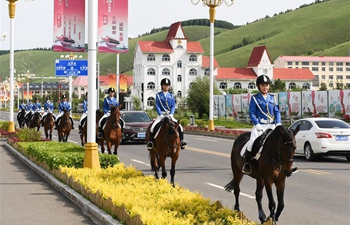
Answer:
[
  {"left": 202, "top": 56, "right": 220, "bottom": 68},
  {"left": 216, "top": 68, "right": 257, "bottom": 80},
  {"left": 246, "top": 45, "right": 272, "bottom": 67},
  {"left": 138, "top": 41, "right": 174, "bottom": 53},
  {"left": 165, "top": 22, "right": 187, "bottom": 41},
  {"left": 273, "top": 68, "right": 315, "bottom": 80}
]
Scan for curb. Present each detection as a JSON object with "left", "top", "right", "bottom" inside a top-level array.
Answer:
[{"left": 3, "top": 141, "right": 122, "bottom": 225}]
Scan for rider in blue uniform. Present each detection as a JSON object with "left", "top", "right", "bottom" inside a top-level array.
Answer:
[
  {"left": 242, "top": 75, "right": 298, "bottom": 174},
  {"left": 17, "top": 99, "right": 27, "bottom": 122},
  {"left": 24, "top": 99, "right": 34, "bottom": 121},
  {"left": 32, "top": 97, "right": 42, "bottom": 114},
  {"left": 78, "top": 92, "right": 88, "bottom": 134},
  {"left": 147, "top": 78, "right": 187, "bottom": 150},
  {"left": 97, "top": 87, "right": 124, "bottom": 138},
  {"left": 54, "top": 94, "right": 75, "bottom": 129},
  {"left": 41, "top": 96, "right": 56, "bottom": 126}
]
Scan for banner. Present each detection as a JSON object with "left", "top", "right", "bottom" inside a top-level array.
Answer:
[
  {"left": 98, "top": 0, "right": 128, "bottom": 53},
  {"left": 53, "top": 0, "right": 85, "bottom": 52}
]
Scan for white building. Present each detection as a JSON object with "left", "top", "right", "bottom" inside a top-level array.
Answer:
[{"left": 274, "top": 56, "right": 350, "bottom": 89}]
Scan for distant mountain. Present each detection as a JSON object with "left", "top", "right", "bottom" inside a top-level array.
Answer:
[{"left": 0, "top": 0, "right": 348, "bottom": 80}]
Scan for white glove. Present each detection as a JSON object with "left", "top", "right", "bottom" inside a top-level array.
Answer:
[
  {"left": 169, "top": 114, "right": 175, "bottom": 121},
  {"left": 255, "top": 123, "right": 263, "bottom": 132},
  {"left": 159, "top": 114, "right": 164, "bottom": 118}
]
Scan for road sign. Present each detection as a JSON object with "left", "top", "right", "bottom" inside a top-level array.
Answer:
[{"left": 55, "top": 59, "right": 88, "bottom": 76}]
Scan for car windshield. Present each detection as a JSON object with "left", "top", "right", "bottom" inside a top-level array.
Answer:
[
  {"left": 315, "top": 120, "right": 350, "bottom": 129},
  {"left": 122, "top": 112, "right": 151, "bottom": 122}
]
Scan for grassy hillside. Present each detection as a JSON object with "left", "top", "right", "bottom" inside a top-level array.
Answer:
[{"left": 0, "top": 0, "right": 348, "bottom": 81}]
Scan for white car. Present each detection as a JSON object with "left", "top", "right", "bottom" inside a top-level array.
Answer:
[{"left": 289, "top": 118, "right": 350, "bottom": 161}]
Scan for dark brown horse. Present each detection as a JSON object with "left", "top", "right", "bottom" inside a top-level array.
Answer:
[
  {"left": 57, "top": 109, "right": 72, "bottom": 142},
  {"left": 224, "top": 125, "right": 300, "bottom": 224},
  {"left": 43, "top": 112, "right": 55, "bottom": 140},
  {"left": 99, "top": 105, "right": 122, "bottom": 154},
  {"left": 17, "top": 109, "right": 26, "bottom": 128},
  {"left": 28, "top": 111, "right": 42, "bottom": 131},
  {"left": 80, "top": 109, "right": 103, "bottom": 146},
  {"left": 146, "top": 116, "right": 181, "bottom": 187}
]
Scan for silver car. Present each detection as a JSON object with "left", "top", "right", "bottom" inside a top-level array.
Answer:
[{"left": 289, "top": 118, "right": 350, "bottom": 161}]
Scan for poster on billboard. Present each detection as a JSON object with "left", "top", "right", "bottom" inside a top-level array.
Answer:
[
  {"left": 53, "top": 0, "right": 85, "bottom": 52},
  {"left": 98, "top": 0, "right": 128, "bottom": 53}
]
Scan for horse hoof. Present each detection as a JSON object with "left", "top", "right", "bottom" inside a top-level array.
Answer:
[{"left": 113, "top": 151, "right": 117, "bottom": 155}]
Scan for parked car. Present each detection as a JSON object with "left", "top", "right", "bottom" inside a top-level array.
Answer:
[
  {"left": 120, "top": 111, "right": 153, "bottom": 143},
  {"left": 289, "top": 118, "right": 350, "bottom": 161}
]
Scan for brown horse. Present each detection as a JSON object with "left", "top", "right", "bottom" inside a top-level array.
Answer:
[
  {"left": 17, "top": 109, "right": 26, "bottom": 128},
  {"left": 224, "top": 125, "right": 300, "bottom": 224},
  {"left": 99, "top": 105, "right": 122, "bottom": 154},
  {"left": 57, "top": 109, "right": 72, "bottom": 142},
  {"left": 28, "top": 111, "right": 42, "bottom": 131},
  {"left": 80, "top": 109, "right": 103, "bottom": 146},
  {"left": 43, "top": 112, "right": 55, "bottom": 140},
  {"left": 146, "top": 116, "right": 181, "bottom": 187}
]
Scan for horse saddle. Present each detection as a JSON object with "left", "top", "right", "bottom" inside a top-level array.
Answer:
[
  {"left": 101, "top": 117, "right": 122, "bottom": 130},
  {"left": 153, "top": 117, "right": 175, "bottom": 139},
  {"left": 251, "top": 129, "right": 273, "bottom": 160}
]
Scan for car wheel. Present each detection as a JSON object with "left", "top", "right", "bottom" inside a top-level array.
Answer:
[
  {"left": 346, "top": 155, "right": 350, "bottom": 162},
  {"left": 304, "top": 143, "right": 316, "bottom": 161}
]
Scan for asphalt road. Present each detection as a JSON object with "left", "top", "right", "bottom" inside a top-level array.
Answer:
[{"left": 1, "top": 111, "right": 349, "bottom": 225}]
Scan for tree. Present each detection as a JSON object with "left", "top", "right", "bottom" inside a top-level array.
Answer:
[
  {"left": 186, "top": 76, "right": 221, "bottom": 118},
  {"left": 319, "top": 82, "right": 327, "bottom": 91},
  {"left": 132, "top": 96, "right": 141, "bottom": 110},
  {"left": 270, "top": 79, "right": 286, "bottom": 92}
]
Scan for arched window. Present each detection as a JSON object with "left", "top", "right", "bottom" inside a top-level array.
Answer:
[
  {"left": 147, "top": 82, "right": 155, "bottom": 90},
  {"left": 80, "top": 87, "right": 84, "bottom": 91},
  {"left": 302, "top": 82, "right": 310, "bottom": 90},
  {"left": 147, "top": 68, "right": 156, "bottom": 75},
  {"left": 177, "top": 74, "right": 182, "bottom": 82},
  {"left": 177, "top": 60, "right": 182, "bottom": 68},
  {"left": 74, "top": 87, "right": 78, "bottom": 91},
  {"left": 147, "top": 97, "right": 155, "bottom": 107},
  {"left": 162, "top": 54, "right": 170, "bottom": 61},
  {"left": 219, "top": 82, "right": 227, "bottom": 89},
  {"left": 189, "top": 54, "right": 197, "bottom": 62},
  {"left": 289, "top": 82, "right": 296, "bottom": 89},
  {"left": 162, "top": 68, "right": 170, "bottom": 76},
  {"left": 177, "top": 91, "right": 182, "bottom": 98},
  {"left": 189, "top": 82, "right": 194, "bottom": 89},
  {"left": 189, "top": 68, "right": 197, "bottom": 76},
  {"left": 248, "top": 82, "right": 256, "bottom": 90},
  {"left": 234, "top": 82, "right": 242, "bottom": 89},
  {"left": 176, "top": 45, "right": 183, "bottom": 49},
  {"left": 204, "top": 68, "right": 210, "bottom": 76},
  {"left": 147, "top": 54, "right": 155, "bottom": 61}
]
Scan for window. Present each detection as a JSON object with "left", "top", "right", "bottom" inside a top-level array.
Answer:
[
  {"left": 321, "top": 62, "right": 326, "bottom": 66},
  {"left": 346, "top": 68, "right": 350, "bottom": 71},
  {"left": 336, "top": 67, "right": 343, "bottom": 72},
  {"left": 346, "top": 62, "right": 350, "bottom": 66},
  {"left": 346, "top": 75, "right": 350, "bottom": 79},
  {"left": 177, "top": 91, "right": 182, "bottom": 98},
  {"left": 80, "top": 87, "right": 84, "bottom": 91},
  {"left": 162, "top": 68, "right": 170, "bottom": 75},
  {"left": 336, "top": 75, "right": 343, "bottom": 80},
  {"left": 204, "top": 68, "right": 210, "bottom": 76},
  {"left": 248, "top": 82, "right": 256, "bottom": 89},
  {"left": 329, "top": 75, "right": 333, "bottom": 79},
  {"left": 147, "top": 97, "right": 155, "bottom": 107},
  {"left": 329, "top": 67, "right": 334, "bottom": 72},
  {"left": 315, "top": 75, "right": 319, "bottom": 79},
  {"left": 288, "top": 82, "right": 296, "bottom": 89},
  {"left": 287, "top": 62, "right": 292, "bottom": 65},
  {"left": 322, "top": 67, "right": 326, "bottom": 71},
  {"left": 219, "top": 82, "right": 227, "bottom": 89},
  {"left": 329, "top": 83, "right": 334, "bottom": 88},
  {"left": 189, "top": 54, "right": 197, "bottom": 62},
  {"left": 346, "top": 83, "right": 350, "bottom": 89},
  {"left": 189, "top": 82, "right": 194, "bottom": 89},
  {"left": 312, "top": 67, "right": 319, "bottom": 71},
  {"left": 234, "top": 82, "right": 242, "bottom": 89},
  {"left": 302, "top": 83, "right": 311, "bottom": 89},
  {"left": 147, "top": 68, "right": 156, "bottom": 75},
  {"left": 302, "top": 62, "right": 309, "bottom": 66},
  {"left": 176, "top": 45, "right": 183, "bottom": 49},
  {"left": 336, "top": 62, "right": 343, "bottom": 66},
  {"left": 177, "top": 75, "right": 182, "bottom": 82},
  {"left": 147, "top": 54, "right": 155, "bottom": 61},
  {"left": 312, "top": 62, "right": 318, "bottom": 66},
  {"left": 322, "top": 75, "right": 326, "bottom": 79},
  {"left": 295, "top": 62, "right": 299, "bottom": 65},
  {"left": 74, "top": 87, "right": 78, "bottom": 91},
  {"left": 177, "top": 60, "right": 182, "bottom": 68},
  {"left": 147, "top": 82, "right": 155, "bottom": 90},
  {"left": 329, "top": 62, "right": 334, "bottom": 66},
  {"left": 189, "top": 68, "right": 197, "bottom": 76},
  {"left": 162, "top": 54, "right": 170, "bottom": 61}
]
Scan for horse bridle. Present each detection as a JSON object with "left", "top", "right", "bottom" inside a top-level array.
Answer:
[{"left": 164, "top": 123, "right": 179, "bottom": 152}]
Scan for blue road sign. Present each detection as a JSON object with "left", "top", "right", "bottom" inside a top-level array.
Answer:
[{"left": 55, "top": 59, "right": 88, "bottom": 76}]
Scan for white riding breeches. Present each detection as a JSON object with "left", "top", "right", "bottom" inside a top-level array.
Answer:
[
  {"left": 79, "top": 113, "right": 87, "bottom": 125},
  {"left": 150, "top": 115, "right": 183, "bottom": 133},
  {"left": 245, "top": 123, "right": 276, "bottom": 152}
]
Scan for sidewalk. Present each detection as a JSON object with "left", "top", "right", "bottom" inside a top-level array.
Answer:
[{"left": 0, "top": 140, "right": 121, "bottom": 225}]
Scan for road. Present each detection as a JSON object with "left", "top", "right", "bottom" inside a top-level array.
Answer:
[{"left": 1, "top": 111, "right": 349, "bottom": 225}]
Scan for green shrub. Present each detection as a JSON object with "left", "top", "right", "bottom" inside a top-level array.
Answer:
[
  {"left": 196, "top": 119, "right": 206, "bottom": 128},
  {"left": 16, "top": 128, "right": 41, "bottom": 142},
  {"left": 180, "top": 118, "right": 189, "bottom": 127},
  {"left": 0, "top": 121, "right": 9, "bottom": 130}
]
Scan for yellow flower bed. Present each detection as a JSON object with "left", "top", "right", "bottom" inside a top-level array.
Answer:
[{"left": 61, "top": 164, "right": 256, "bottom": 225}]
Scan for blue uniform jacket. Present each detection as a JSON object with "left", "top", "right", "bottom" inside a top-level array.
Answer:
[
  {"left": 249, "top": 93, "right": 281, "bottom": 125},
  {"left": 155, "top": 91, "right": 175, "bottom": 116},
  {"left": 26, "top": 103, "right": 33, "bottom": 111},
  {"left": 19, "top": 103, "right": 26, "bottom": 111},
  {"left": 58, "top": 101, "right": 71, "bottom": 113},
  {"left": 103, "top": 97, "right": 119, "bottom": 114},
  {"left": 83, "top": 99, "right": 88, "bottom": 113},
  {"left": 33, "top": 102, "right": 42, "bottom": 111},
  {"left": 44, "top": 102, "right": 54, "bottom": 111}
]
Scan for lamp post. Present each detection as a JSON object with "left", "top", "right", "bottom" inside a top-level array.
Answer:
[
  {"left": 21, "top": 70, "right": 36, "bottom": 101},
  {"left": 191, "top": 0, "right": 234, "bottom": 131}
]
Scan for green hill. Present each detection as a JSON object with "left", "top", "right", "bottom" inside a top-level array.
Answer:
[{"left": 0, "top": 0, "right": 348, "bottom": 81}]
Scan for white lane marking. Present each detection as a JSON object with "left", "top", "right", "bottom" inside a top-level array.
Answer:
[
  {"left": 131, "top": 159, "right": 151, "bottom": 167},
  {"left": 204, "top": 182, "right": 255, "bottom": 199}
]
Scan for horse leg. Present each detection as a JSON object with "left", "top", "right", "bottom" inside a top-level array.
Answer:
[
  {"left": 170, "top": 153, "right": 179, "bottom": 187},
  {"left": 159, "top": 155, "right": 167, "bottom": 179},
  {"left": 274, "top": 177, "right": 286, "bottom": 222},
  {"left": 265, "top": 180, "right": 277, "bottom": 222},
  {"left": 150, "top": 151, "right": 159, "bottom": 179},
  {"left": 49, "top": 128, "right": 52, "bottom": 140},
  {"left": 256, "top": 179, "right": 267, "bottom": 224},
  {"left": 107, "top": 141, "right": 112, "bottom": 154}
]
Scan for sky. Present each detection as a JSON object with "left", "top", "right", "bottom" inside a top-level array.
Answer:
[{"left": 0, "top": 0, "right": 316, "bottom": 50}]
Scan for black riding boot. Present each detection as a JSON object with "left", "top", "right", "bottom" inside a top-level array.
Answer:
[
  {"left": 292, "top": 163, "right": 299, "bottom": 174},
  {"left": 242, "top": 150, "right": 253, "bottom": 174},
  {"left": 41, "top": 116, "right": 45, "bottom": 127},
  {"left": 54, "top": 118, "right": 60, "bottom": 130},
  {"left": 97, "top": 127, "right": 103, "bottom": 139},
  {"left": 70, "top": 118, "right": 75, "bottom": 129},
  {"left": 78, "top": 125, "right": 82, "bottom": 134},
  {"left": 147, "top": 132, "right": 154, "bottom": 150},
  {"left": 178, "top": 128, "right": 187, "bottom": 150}
]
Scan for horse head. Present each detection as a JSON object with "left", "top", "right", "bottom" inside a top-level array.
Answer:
[
  {"left": 109, "top": 105, "right": 122, "bottom": 129},
  {"left": 162, "top": 116, "right": 181, "bottom": 155},
  {"left": 273, "top": 124, "right": 300, "bottom": 177}
]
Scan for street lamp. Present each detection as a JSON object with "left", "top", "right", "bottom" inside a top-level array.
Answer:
[{"left": 191, "top": 0, "right": 234, "bottom": 131}]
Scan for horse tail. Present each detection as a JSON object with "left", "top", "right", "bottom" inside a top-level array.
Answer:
[{"left": 224, "top": 180, "right": 235, "bottom": 192}]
